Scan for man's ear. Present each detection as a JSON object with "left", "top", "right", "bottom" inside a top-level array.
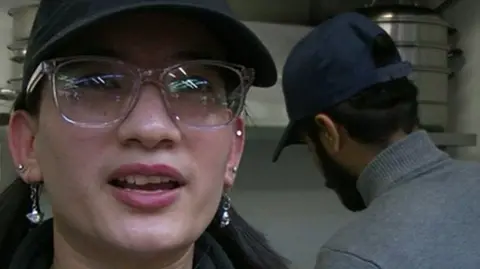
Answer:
[
  {"left": 313, "top": 113, "right": 341, "bottom": 155},
  {"left": 8, "top": 110, "right": 42, "bottom": 183},
  {"left": 223, "top": 117, "right": 245, "bottom": 191}
]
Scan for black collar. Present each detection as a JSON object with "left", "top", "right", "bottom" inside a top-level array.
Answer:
[{"left": 10, "top": 219, "right": 235, "bottom": 269}]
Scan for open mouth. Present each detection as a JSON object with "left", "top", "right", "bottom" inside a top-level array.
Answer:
[{"left": 109, "top": 176, "right": 184, "bottom": 191}]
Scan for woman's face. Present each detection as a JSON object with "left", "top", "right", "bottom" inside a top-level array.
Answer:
[{"left": 8, "top": 13, "right": 244, "bottom": 257}]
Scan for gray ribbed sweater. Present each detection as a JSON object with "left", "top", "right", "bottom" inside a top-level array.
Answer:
[{"left": 315, "top": 131, "right": 480, "bottom": 269}]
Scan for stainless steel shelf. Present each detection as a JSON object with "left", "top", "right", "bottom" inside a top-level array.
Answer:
[{"left": 429, "top": 132, "right": 476, "bottom": 146}]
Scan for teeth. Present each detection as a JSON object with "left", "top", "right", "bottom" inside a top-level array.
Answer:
[{"left": 119, "top": 176, "right": 175, "bottom": 186}]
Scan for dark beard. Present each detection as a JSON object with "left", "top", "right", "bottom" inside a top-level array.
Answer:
[{"left": 313, "top": 142, "right": 367, "bottom": 212}]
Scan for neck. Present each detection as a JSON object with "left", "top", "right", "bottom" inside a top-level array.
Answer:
[{"left": 51, "top": 221, "right": 195, "bottom": 269}]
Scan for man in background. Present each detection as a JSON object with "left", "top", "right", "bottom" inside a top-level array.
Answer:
[{"left": 273, "top": 12, "right": 480, "bottom": 269}]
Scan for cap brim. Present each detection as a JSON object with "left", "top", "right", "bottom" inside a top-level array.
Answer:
[
  {"left": 272, "top": 121, "right": 303, "bottom": 162},
  {"left": 27, "top": 2, "right": 277, "bottom": 88}
]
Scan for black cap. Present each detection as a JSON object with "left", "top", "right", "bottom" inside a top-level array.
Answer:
[
  {"left": 23, "top": 0, "right": 277, "bottom": 91},
  {"left": 272, "top": 12, "right": 412, "bottom": 162}
]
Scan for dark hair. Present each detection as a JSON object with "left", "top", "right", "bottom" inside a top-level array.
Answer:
[
  {"left": 0, "top": 179, "right": 32, "bottom": 268},
  {"left": 304, "top": 33, "right": 419, "bottom": 147},
  {"left": 0, "top": 65, "right": 289, "bottom": 269},
  {"left": 208, "top": 204, "right": 290, "bottom": 268}
]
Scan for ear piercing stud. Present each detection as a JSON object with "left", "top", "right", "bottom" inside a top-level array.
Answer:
[{"left": 17, "top": 164, "right": 26, "bottom": 172}]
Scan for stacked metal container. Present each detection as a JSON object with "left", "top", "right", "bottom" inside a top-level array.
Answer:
[
  {"left": 3, "top": 4, "right": 38, "bottom": 101},
  {"left": 358, "top": 0, "right": 461, "bottom": 132}
]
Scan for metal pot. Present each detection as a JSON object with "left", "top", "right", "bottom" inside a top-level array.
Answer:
[
  {"left": 7, "top": 40, "right": 28, "bottom": 63},
  {"left": 358, "top": 4, "right": 453, "bottom": 129},
  {"left": 410, "top": 69, "right": 449, "bottom": 103},
  {"left": 373, "top": 14, "right": 450, "bottom": 46},
  {"left": 0, "top": 87, "right": 19, "bottom": 101},
  {"left": 397, "top": 45, "right": 448, "bottom": 69},
  {"left": 12, "top": 62, "right": 23, "bottom": 78},
  {"left": 419, "top": 103, "right": 448, "bottom": 128},
  {"left": 358, "top": 6, "right": 452, "bottom": 66},
  {"left": 8, "top": 4, "right": 38, "bottom": 41}
]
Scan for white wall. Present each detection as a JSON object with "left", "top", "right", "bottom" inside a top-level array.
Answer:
[
  {"left": 0, "top": 9, "right": 13, "bottom": 113},
  {"left": 443, "top": 0, "right": 480, "bottom": 160},
  {"left": 0, "top": 10, "right": 16, "bottom": 190},
  {"left": 0, "top": 9, "right": 12, "bottom": 84},
  {"left": 232, "top": 190, "right": 355, "bottom": 268},
  {"left": 244, "top": 22, "right": 313, "bottom": 128},
  {"left": 232, "top": 140, "right": 356, "bottom": 269}
]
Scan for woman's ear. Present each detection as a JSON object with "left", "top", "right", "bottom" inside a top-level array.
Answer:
[
  {"left": 224, "top": 117, "right": 245, "bottom": 191},
  {"left": 313, "top": 113, "right": 341, "bottom": 155},
  {"left": 8, "top": 110, "right": 42, "bottom": 183}
]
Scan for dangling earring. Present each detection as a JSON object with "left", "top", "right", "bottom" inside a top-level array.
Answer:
[
  {"left": 26, "top": 183, "right": 44, "bottom": 225},
  {"left": 219, "top": 194, "right": 232, "bottom": 228}
]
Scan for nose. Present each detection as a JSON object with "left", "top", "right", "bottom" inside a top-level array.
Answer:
[{"left": 117, "top": 83, "right": 182, "bottom": 150}]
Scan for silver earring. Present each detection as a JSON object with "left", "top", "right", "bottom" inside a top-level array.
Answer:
[
  {"left": 17, "top": 164, "right": 25, "bottom": 172},
  {"left": 236, "top": 130, "right": 242, "bottom": 137},
  {"left": 231, "top": 166, "right": 238, "bottom": 174},
  {"left": 219, "top": 194, "right": 232, "bottom": 228},
  {"left": 26, "top": 183, "right": 44, "bottom": 225}
]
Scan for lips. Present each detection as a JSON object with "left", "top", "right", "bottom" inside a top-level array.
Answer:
[
  {"left": 108, "top": 164, "right": 186, "bottom": 191},
  {"left": 110, "top": 175, "right": 182, "bottom": 191},
  {"left": 107, "top": 163, "right": 186, "bottom": 210}
]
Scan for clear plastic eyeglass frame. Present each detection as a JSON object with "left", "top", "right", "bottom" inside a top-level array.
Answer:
[{"left": 25, "top": 56, "right": 255, "bottom": 129}]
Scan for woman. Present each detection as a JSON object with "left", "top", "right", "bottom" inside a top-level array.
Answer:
[{"left": 0, "top": 0, "right": 289, "bottom": 268}]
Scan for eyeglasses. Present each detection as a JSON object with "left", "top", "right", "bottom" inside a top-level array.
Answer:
[{"left": 26, "top": 56, "right": 255, "bottom": 128}]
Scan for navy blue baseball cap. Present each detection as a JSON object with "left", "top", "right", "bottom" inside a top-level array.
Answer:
[
  {"left": 21, "top": 0, "right": 277, "bottom": 93},
  {"left": 272, "top": 12, "right": 412, "bottom": 162}
]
